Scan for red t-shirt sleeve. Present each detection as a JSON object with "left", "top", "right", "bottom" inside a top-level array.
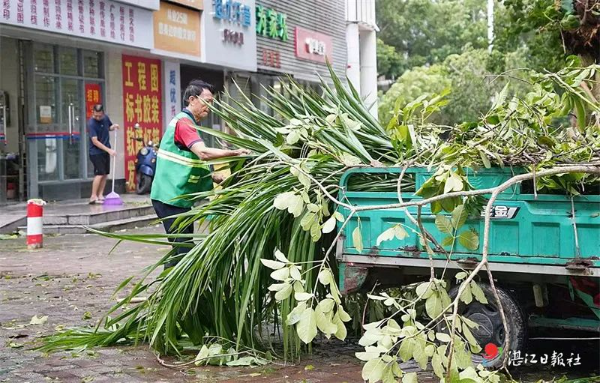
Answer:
[{"left": 174, "top": 118, "right": 203, "bottom": 150}]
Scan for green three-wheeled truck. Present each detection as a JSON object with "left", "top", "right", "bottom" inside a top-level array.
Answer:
[{"left": 336, "top": 167, "right": 599, "bottom": 368}]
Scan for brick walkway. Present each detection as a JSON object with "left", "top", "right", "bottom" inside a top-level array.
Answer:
[
  {"left": 2, "top": 228, "right": 596, "bottom": 382},
  {"left": 0, "top": 228, "right": 374, "bottom": 383}
]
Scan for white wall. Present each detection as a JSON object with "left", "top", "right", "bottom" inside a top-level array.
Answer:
[
  {"left": 346, "top": 23, "right": 361, "bottom": 95},
  {"left": 345, "top": 0, "right": 378, "bottom": 117},
  {"left": 360, "top": 29, "right": 378, "bottom": 115}
]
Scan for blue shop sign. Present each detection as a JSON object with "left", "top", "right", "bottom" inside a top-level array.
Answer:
[{"left": 212, "top": 0, "right": 252, "bottom": 27}]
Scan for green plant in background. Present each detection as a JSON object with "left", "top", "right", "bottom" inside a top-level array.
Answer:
[
  {"left": 376, "top": 0, "right": 489, "bottom": 78},
  {"left": 378, "top": 48, "right": 536, "bottom": 128}
]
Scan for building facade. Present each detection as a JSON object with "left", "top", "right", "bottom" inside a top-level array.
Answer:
[
  {"left": 0, "top": 0, "right": 376, "bottom": 203},
  {"left": 346, "top": 0, "right": 378, "bottom": 115}
]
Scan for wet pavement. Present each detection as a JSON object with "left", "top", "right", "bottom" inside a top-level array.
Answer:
[
  {"left": 0, "top": 227, "right": 373, "bottom": 383},
  {"left": 0, "top": 228, "right": 598, "bottom": 382}
]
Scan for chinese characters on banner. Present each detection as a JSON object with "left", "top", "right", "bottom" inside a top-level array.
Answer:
[
  {"left": 0, "top": 0, "right": 153, "bottom": 49},
  {"left": 122, "top": 55, "right": 162, "bottom": 192},
  {"left": 153, "top": 1, "right": 201, "bottom": 57},
  {"left": 163, "top": 61, "right": 181, "bottom": 123},
  {"left": 85, "top": 83, "right": 102, "bottom": 119}
]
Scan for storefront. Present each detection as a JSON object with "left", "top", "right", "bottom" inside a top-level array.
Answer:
[
  {"left": 202, "top": 0, "right": 257, "bottom": 135},
  {"left": 0, "top": 0, "right": 156, "bottom": 202},
  {"left": 252, "top": 0, "right": 347, "bottom": 108}
]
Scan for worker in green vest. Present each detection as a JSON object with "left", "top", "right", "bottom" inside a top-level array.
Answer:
[{"left": 151, "top": 79, "right": 250, "bottom": 268}]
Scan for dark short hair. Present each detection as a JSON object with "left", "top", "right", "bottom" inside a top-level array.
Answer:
[
  {"left": 93, "top": 104, "right": 104, "bottom": 112},
  {"left": 183, "top": 80, "right": 215, "bottom": 106}
]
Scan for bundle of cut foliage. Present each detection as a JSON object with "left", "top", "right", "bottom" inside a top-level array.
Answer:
[{"left": 41, "top": 62, "right": 599, "bottom": 364}]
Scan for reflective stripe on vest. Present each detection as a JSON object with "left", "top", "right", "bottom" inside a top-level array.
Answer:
[{"left": 157, "top": 148, "right": 208, "bottom": 168}]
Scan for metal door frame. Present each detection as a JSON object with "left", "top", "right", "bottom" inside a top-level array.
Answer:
[{"left": 24, "top": 42, "right": 105, "bottom": 198}]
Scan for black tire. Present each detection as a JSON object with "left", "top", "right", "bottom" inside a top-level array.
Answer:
[
  {"left": 445, "top": 283, "right": 526, "bottom": 369},
  {"left": 136, "top": 173, "right": 152, "bottom": 194}
]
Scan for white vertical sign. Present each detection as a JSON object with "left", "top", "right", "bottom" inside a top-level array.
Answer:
[{"left": 163, "top": 61, "right": 181, "bottom": 124}]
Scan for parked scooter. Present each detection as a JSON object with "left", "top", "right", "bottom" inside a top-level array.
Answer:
[{"left": 134, "top": 123, "right": 158, "bottom": 194}]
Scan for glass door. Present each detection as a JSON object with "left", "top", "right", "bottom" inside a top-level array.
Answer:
[
  {"left": 33, "top": 73, "right": 60, "bottom": 182},
  {"left": 61, "top": 78, "right": 82, "bottom": 180},
  {"left": 28, "top": 44, "right": 105, "bottom": 196}
]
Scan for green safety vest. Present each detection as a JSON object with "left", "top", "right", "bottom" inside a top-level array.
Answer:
[{"left": 150, "top": 111, "right": 213, "bottom": 208}]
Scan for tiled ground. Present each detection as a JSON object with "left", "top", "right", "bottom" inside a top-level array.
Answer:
[{"left": 1, "top": 228, "right": 597, "bottom": 382}]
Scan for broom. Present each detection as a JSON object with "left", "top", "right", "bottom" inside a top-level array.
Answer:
[{"left": 103, "top": 128, "right": 123, "bottom": 205}]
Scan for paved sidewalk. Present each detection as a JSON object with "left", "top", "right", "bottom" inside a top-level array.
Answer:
[
  {"left": 0, "top": 194, "right": 153, "bottom": 234},
  {"left": 0, "top": 228, "right": 371, "bottom": 383},
  {"left": 1, "top": 229, "right": 596, "bottom": 382}
]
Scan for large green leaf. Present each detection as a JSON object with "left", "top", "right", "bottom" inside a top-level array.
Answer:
[
  {"left": 275, "top": 283, "right": 293, "bottom": 301},
  {"left": 458, "top": 230, "right": 479, "bottom": 250},
  {"left": 352, "top": 227, "right": 364, "bottom": 253},
  {"left": 362, "top": 358, "right": 385, "bottom": 383},
  {"left": 432, "top": 352, "right": 445, "bottom": 378},
  {"left": 435, "top": 214, "right": 454, "bottom": 234},
  {"left": 459, "top": 283, "right": 473, "bottom": 304},
  {"left": 451, "top": 204, "right": 467, "bottom": 229},
  {"left": 425, "top": 294, "right": 443, "bottom": 319},
  {"left": 470, "top": 281, "right": 488, "bottom": 304},
  {"left": 399, "top": 338, "right": 415, "bottom": 362},
  {"left": 296, "top": 308, "right": 318, "bottom": 344},
  {"left": 315, "top": 305, "right": 336, "bottom": 336},
  {"left": 376, "top": 227, "right": 396, "bottom": 246},
  {"left": 286, "top": 302, "right": 307, "bottom": 325}
]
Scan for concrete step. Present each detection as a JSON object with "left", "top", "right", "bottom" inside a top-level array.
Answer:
[
  {"left": 0, "top": 215, "right": 26, "bottom": 234},
  {"left": 43, "top": 205, "right": 156, "bottom": 226},
  {"left": 19, "top": 214, "right": 159, "bottom": 235}
]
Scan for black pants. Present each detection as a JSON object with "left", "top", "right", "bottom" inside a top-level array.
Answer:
[
  {"left": 90, "top": 153, "right": 110, "bottom": 175},
  {"left": 152, "top": 199, "right": 193, "bottom": 268}
]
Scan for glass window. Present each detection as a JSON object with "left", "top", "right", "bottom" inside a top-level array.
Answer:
[
  {"left": 36, "top": 139, "right": 59, "bottom": 181},
  {"left": 83, "top": 50, "right": 102, "bottom": 78},
  {"left": 61, "top": 78, "right": 81, "bottom": 179},
  {"left": 59, "top": 48, "right": 79, "bottom": 76},
  {"left": 33, "top": 44, "right": 55, "bottom": 73},
  {"left": 35, "top": 76, "right": 58, "bottom": 125}
]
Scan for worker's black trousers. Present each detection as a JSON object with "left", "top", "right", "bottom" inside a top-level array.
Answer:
[{"left": 151, "top": 199, "right": 193, "bottom": 269}]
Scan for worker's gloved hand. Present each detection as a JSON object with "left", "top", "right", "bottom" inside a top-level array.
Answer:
[{"left": 212, "top": 173, "right": 226, "bottom": 184}]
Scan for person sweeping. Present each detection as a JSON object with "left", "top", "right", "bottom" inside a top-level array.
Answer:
[
  {"left": 88, "top": 104, "right": 119, "bottom": 204},
  {"left": 150, "top": 79, "right": 250, "bottom": 268}
]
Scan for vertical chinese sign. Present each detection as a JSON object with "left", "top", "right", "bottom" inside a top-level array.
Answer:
[
  {"left": 85, "top": 83, "right": 102, "bottom": 119},
  {"left": 163, "top": 61, "right": 181, "bottom": 123},
  {"left": 122, "top": 55, "right": 162, "bottom": 192}
]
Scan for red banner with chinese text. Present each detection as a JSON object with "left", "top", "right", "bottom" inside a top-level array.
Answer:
[
  {"left": 85, "top": 83, "right": 102, "bottom": 119},
  {"left": 122, "top": 55, "right": 162, "bottom": 192}
]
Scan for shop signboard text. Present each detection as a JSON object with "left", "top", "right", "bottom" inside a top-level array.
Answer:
[
  {"left": 255, "top": 5, "right": 287, "bottom": 41},
  {"left": 85, "top": 83, "right": 102, "bottom": 119},
  {"left": 0, "top": 0, "right": 153, "bottom": 49},
  {"left": 154, "top": 1, "right": 201, "bottom": 57},
  {"left": 294, "top": 27, "right": 332, "bottom": 64},
  {"left": 122, "top": 55, "right": 162, "bottom": 192}
]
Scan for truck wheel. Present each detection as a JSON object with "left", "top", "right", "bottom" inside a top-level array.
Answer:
[
  {"left": 136, "top": 174, "right": 152, "bottom": 194},
  {"left": 447, "top": 283, "right": 526, "bottom": 369}
]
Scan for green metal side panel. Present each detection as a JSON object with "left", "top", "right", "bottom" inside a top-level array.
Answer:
[{"left": 337, "top": 168, "right": 600, "bottom": 268}]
